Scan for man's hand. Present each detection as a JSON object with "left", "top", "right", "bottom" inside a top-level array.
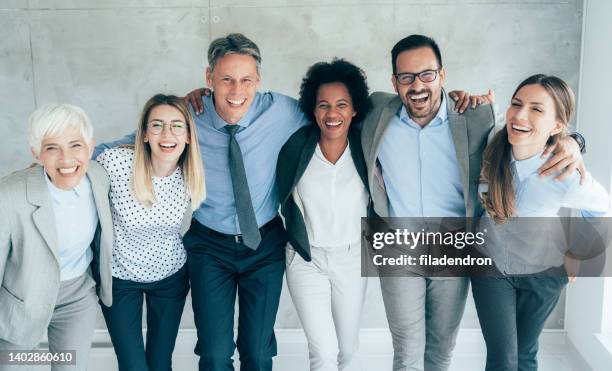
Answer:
[
  {"left": 449, "top": 89, "right": 495, "bottom": 113},
  {"left": 538, "top": 135, "right": 586, "bottom": 184},
  {"left": 183, "top": 87, "right": 212, "bottom": 115},
  {"left": 564, "top": 255, "right": 580, "bottom": 284}
]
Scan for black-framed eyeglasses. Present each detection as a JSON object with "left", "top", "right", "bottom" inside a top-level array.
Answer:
[
  {"left": 395, "top": 69, "right": 440, "bottom": 85},
  {"left": 147, "top": 120, "right": 187, "bottom": 136}
]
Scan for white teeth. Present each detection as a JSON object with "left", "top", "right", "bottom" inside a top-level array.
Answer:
[
  {"left": 227, "top": 98, "right": 246, "bottom": 105},
  {"left": 512, "top": 124, "right": 532, "bottom": 132},
  {"left": 326, "top": 121, "right": 342, "bottom": 126},
  {"left": 410, "top": 93, "right": 429, "bottom": 100},
  {"left": 159, "top": 143, "right": 177, "bottom": 148},
  {"left": 58, "top": 167, "right": 77, "bottom": 174}
]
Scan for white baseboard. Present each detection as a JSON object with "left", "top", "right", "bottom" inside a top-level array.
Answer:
[
  {"left": 87, "top": 328, "right": 591, "bottom": 371},
  {"left": 91, "top": 327, "right": 568, "bottom": 354}
]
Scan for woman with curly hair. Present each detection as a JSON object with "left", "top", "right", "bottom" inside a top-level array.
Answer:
[{"left": 276, "top": 59, "right": 372, "bottom": 371}]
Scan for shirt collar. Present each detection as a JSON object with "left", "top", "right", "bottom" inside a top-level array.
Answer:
[
  {"left": 398, "top": 94, "right": 448, "bottom": 129},
  {"left": 205, "top": 92, "right": 262, "bottom": 131},
  {"left": 511, "top": 151, "right": 548, "bottom": 182},
  {"left": 45, "top": 171, "right": 92, "bottom": 198},
  {"left": 314, "top": 141, "right": 352, "bottom": 166}
]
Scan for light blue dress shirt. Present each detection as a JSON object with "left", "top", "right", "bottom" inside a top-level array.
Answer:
[
  {"left": 45, "top": 174, "right": 98, "bottom": 281},
  {"left": 378, "top": 96, "right": 466, "bottom": 217},
  {"left": 479, "top": 152, "right": 610, "bottom": 274},
  {"left": 95, "top": 92, "right": 308, "bottom": 234}
]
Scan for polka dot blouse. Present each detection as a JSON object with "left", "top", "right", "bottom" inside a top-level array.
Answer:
[{"left": 97, "top": 147, "right": 188, "bottom": 283}]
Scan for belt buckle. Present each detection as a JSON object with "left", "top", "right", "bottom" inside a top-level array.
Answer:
[{"left": 234, "top": 235, "right": 243, "bottom": 244}]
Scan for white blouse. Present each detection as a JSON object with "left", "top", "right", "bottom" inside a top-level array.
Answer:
[
  {"left": 45, "top": 173, "right": 97, "bottom": 281},
  {"left": 97, "top": 147, "right": 188, "bottom": 283},
  {"left": 294, "top": 143, "right": 368, "bottom": 247}
]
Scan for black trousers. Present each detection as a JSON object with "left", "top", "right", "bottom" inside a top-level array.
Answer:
[
  {"left": 184, "top": 217, "right": 287, "bottom": 371},
  {"left": 471, "top": 275, "right": 568, "bottom": 371},
  {"left": 101, "top": 265, "right": 189, "bottom": 371}
]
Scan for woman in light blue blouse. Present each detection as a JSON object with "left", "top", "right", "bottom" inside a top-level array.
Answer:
[{"left": 472, "top": 74, "right": 609, "bottom": 371}]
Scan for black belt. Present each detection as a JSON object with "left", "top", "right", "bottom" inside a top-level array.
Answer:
[{"left": 197, "top": 216, "right": 282, "bottom": 244}]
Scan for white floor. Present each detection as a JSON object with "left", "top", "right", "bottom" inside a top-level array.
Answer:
[{"left": 87, "top": 329, "right": 593, "bottom": 371}]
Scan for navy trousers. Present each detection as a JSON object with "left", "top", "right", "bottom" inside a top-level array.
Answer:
[
  {"left": 184, "top": 217, "right": 287, "bottom": 371},
  {"left": 101, "top": 265, "right": 189, "bottom": 371},
  {"left": 471, "top": 275, "right": 568, "bottom": 371}
]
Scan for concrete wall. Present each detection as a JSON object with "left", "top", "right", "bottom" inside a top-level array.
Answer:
[
  {"left": 566, "top": 0, "right": 612, "bottom": 369},
  {"left": 0, "top": 0, "right": 584, "bottom": 331}
]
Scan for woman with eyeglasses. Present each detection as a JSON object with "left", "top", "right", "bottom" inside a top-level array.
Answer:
[
  {"left": 472, "top": 75, "right": 609, "bottom": 370},
  {"left": 96, "top": 94, "right": 206, "bottom": 371}
]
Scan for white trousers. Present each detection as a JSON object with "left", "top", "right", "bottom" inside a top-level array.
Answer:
[{"left": 286, "top": 243, "right": 368, "bottom": 371}]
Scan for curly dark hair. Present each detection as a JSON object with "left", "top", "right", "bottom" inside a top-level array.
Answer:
[{"left": 298, "top": 58, "right": 371, "bottom": 126}]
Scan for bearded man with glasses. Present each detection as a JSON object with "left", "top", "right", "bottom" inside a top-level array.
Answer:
[{"left": 360, "top": 34, "right": 585, "bottom": 371}]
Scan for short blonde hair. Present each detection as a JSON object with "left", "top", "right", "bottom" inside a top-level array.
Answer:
[
  {"left": 28, "top": 104, "right": 93, "bottom": 155},
  {"left": 132, "top": 94, "right": 206, "bottom": 210}
]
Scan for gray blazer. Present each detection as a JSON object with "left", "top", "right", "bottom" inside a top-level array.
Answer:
[
  {"left": 361, "top": 90, "right": 496, "bottom": 219},
  {"left": 0, "top": 161, "right": 113, "bottom": 348}
]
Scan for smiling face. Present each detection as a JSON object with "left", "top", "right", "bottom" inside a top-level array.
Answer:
[
  {"left": 314, "top": 82, "right": 356, "bottom": 142},
  {"left": 206, "top": 53, "right": 260, "bottom": 124},
  {"left": 506, "top": 83, "right": 564, "bottom": 158},
  {"left": 33, "top": 127, "right": 93, "bottom": 190},
  {"left": 144, "top": 104, "right": 190, "bottom": 168},
  {"left": 391, "top": 47, "right": 445, "bottom": 126}
]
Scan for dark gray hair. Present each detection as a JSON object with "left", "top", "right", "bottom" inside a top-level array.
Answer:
[{"left": 207, "top": 33, "right": 262, "bottom": 74}]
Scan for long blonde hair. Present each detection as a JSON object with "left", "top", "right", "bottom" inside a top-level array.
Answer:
[
  {"left": 132, "top": 94, "right": 205, "bottom": 210},
  {"left": 480, "top": 74, "right": 575, "bottom": 223}
]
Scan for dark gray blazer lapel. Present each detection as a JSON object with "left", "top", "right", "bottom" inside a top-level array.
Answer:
[
  {"left": 348, "top": 129, "right": 369, "bottom": 191},
  {"left": 291, "top": 127, "right": 319, "bottom": 191}
]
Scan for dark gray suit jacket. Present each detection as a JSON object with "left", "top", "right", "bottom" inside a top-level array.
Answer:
[{"left": 277, "top": 125, "right": 369, "bottom": 261}]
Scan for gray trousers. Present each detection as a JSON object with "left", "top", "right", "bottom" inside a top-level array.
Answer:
[
  {"left": 0, "top": 271, "right": 98, "bottom": 371},
  {"left": 380, "top": 277, "right": 469, "bottom": 371}
]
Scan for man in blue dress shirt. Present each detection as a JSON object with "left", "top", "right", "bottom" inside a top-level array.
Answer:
[
  {"left": 181, "top": 35, "right": 307, "bottom": 371},
  {"left": 96, "top": 33, "right": 308, "bottom": 371},
  {"left": 97, "top": 33, "right": 493, "bottom": 370},
  {"left": 360, "top": 34, "right": 585, "bottom": 371}
]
